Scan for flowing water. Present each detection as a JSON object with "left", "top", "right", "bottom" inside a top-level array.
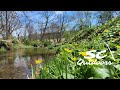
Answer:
[{"left": 0, "top": 48, "right": 55, "bottom": 79}]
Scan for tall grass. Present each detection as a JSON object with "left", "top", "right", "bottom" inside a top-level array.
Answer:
[{"left": 30, "top": 16, "right": 120, "bottom": 79}]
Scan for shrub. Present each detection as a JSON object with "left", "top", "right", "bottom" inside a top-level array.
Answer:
[
  {"left": 12, "top": 39, "right": 19, "bottom": 44},
  {"left": 47, "top": 45, "right": 53, "bottom": 49},
  {"left": 0, "top": 47, "right": 7, "bottom": 53},
  {"left": 42, "top": 40, "right": 51, "bottom": 47}
]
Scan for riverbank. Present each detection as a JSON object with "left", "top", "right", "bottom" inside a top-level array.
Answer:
[
  {"left": 0, "top": 47, "right": 56, "bottom": 79},
  {"left": 13, "top": 44, "right": 34, "bottom": 49}
]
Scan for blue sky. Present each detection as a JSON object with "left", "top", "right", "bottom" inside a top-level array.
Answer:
[
  {"left": 16, "top": 11, "right": 98, "bottom": 29},
  {"left": 16, "top": 11, "right": 119, "bottom": 26},
  {"left": 12, "top": 11, "right": 119, "bottom": 37}
]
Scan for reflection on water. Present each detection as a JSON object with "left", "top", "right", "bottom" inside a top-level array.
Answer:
[{"left": 0, "top": 48, "right": 54, "bottom": 79}]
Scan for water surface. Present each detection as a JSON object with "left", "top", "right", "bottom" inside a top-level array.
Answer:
[{"left": 0, "top": 48, "right": 54, "bottom": 79}]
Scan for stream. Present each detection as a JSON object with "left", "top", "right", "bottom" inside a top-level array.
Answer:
[{"left": 0, "top": 48, "right": 55, "bottom": 79}]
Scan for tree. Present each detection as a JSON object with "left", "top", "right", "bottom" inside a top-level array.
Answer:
[
  {"left": 25, "top": 22, "right": 34, "bottom": 40},
  {"left": 0, "top": 11, "right": 6, "bottom": 39},
  {"left": 97, "top": 11, "right": 114, "bottom": 25},
  {"left": 74, "top": 11, "right": 93, "bottom": 30},
  {"left": 49, "top": 22, "right": 59, "bottom": 44},
  {"left": 55, "top": 11, "right": 72, "bottom": 43},
  {"left": 38, "top": 11, "right": 54, "bottom": 40},
  {"left": 0, "top": 11, "right": 21, "bottom": 40}
]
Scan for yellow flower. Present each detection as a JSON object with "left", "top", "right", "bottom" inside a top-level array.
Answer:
[
  {"left": 71, "top": 57, "right": 77, "bottom": 62},
  {"left": 64, "top": 48, "right": 72, "bottom": 53},
  {"left": 88, "top": 58, "right": 97, "bottom": 62},
  {"left": 35, "top": 59, "right": 43, "bottom": 64},
  {"left": 81, "top": 52, "right": 87, "bottom": 56},
  {"left": 116, "top": 46, "right": 120, "bottom": 49},
  {"left": 103, "top": 29, "right": 109, "bottom": 33}
]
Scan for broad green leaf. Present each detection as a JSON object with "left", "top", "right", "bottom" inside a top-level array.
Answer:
[{"left": 93, "top": 66, "right": 114, "bottom": 79}]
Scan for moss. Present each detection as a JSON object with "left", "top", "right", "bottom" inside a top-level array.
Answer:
[{"left": 0, "top": 47, "right": 7, "bottom": 53}]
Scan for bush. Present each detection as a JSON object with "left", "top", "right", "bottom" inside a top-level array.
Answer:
[
  {"left": 22, "top": 39, "right": 42, "bottom": 47},
  {"left": 31, "top": 40, "right": 42, "bottom": 47},
  {"left": 23, "top": 39, "right": 31, "bottom": 45},
  {"left": 42, "top": 40, "right": 51, "bottom": 47},
  {"left": 47, "top": 45, "right": 53, "bottom": 49},
  {"left": 12, "top": 38, "right": 19, "bottom": 44}
]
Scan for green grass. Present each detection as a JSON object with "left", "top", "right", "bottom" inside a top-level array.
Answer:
[
  {"left": 31, "top": 39, "right": 120, "bottom": 79},
  {"left": 13, "top": 44, "right": 34, "bottom": 49},
  {"left": 29, "top": 16, "right": 120, "bottom": 79}
]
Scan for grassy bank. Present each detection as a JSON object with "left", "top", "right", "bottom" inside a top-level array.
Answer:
[
  {"left": 31, "top": 39, "right": 120, "bottom": 79},
  {"left": 13, "top": 44, "right": 34, "bottom": 49},
  {"left": 29, "top": 16, "right": 120, "bottom": 79}
]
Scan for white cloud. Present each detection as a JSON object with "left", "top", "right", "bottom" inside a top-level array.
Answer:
[{"left": 55, "top": 11, "right": 63, "bottom": 14}]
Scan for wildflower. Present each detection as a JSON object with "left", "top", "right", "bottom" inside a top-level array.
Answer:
[
  {"left": 103, "top": 29, "right": 109, "bottom": 33},
  {"left": 116, "top": 46, "right": 120, "bottom": 49},
  {"left": 71, "top": 57, "right": 77, "bottom": 62},
  {"left": 88, "top": 58, "right": 97, "bottom": 62},
  {"left": 80, "top": 52, "right": 87, "bottom": 56},
  {"left": 35, "top": 59, "right": 43, "bottom": 64},
  {"left": 64, "top": 48, "right": 72, "bottom": 53}
]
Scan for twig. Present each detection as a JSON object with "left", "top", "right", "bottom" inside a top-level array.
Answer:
[{"left": 104, "top": 42, "right": 115, "bottom": 61}]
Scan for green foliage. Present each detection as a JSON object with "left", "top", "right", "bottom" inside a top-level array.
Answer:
[
  {"left": 36, "top": 42, "right": 117, "bottom": 79},
  {"left": 30, "top": 40, "right": 42, "bottom": 47},
  {"left": 70, "top": 16, "right": 120, "bottom": 43},
  {"left": 22, "top": 39, "right": 31, "bottom": 45},
  {"left": 0, "top": 47, "right": 7, "bottom": 53},
  {"left": 12, "top": 38, "right": 19, "bottom": 44},
  {"left": 42, "top": 40, "right": 51, "bottom": 47},
  {"left": 47, "top": 45, "right": 53, "bottom": 49},
  {"left": 30, "top": 16, "right": 120, "bottom": 79},
  {"left": 13, "top": 44, "right": 33, "bottom": 49},
  {"left": 22, "top": 39, "right": 42, "bottom": 47}
]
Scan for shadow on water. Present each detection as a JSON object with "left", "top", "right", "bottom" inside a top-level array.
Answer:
[{"left": 0, "top": 48, "right": 55, "bottom": 79}]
